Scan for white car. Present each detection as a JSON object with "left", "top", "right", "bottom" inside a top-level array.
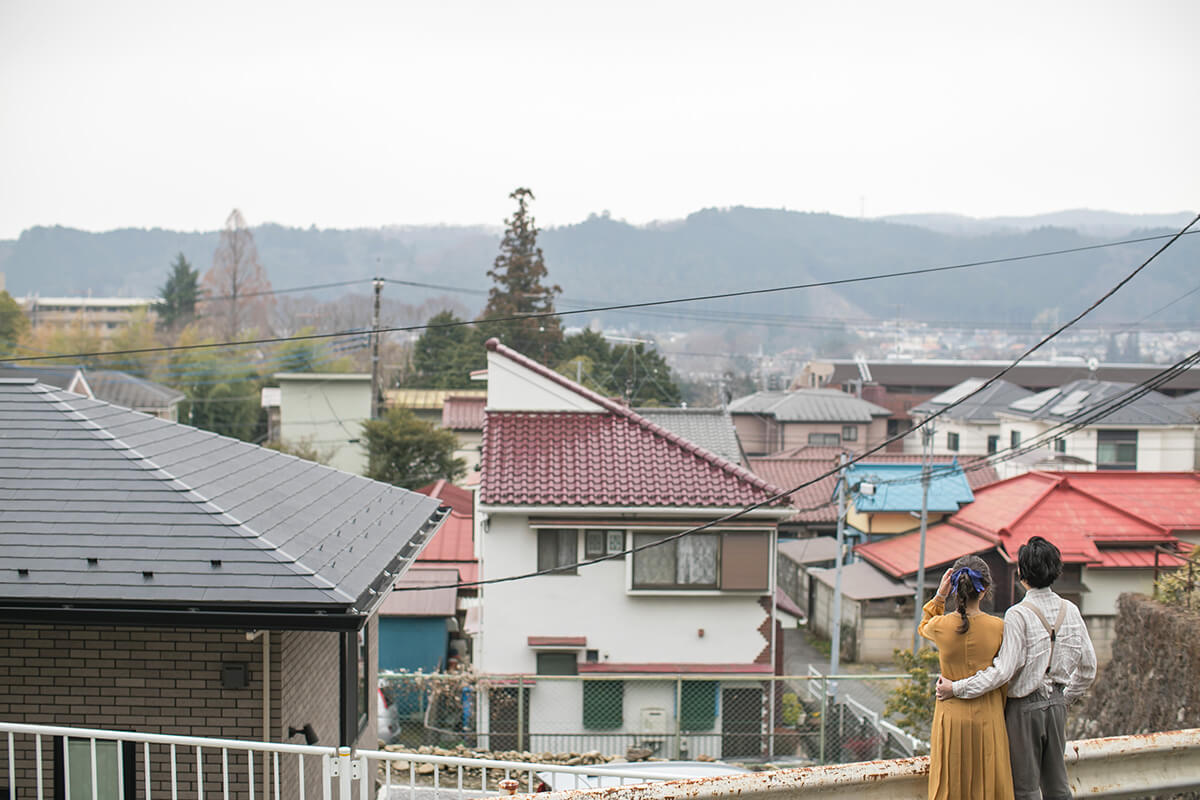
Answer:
[{"left": 534, "top": 760, "right": 751, "bottom": 792}]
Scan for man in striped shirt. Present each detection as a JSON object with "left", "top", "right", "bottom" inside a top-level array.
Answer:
[{"left": 935, "top": 536, "right": 1097, "bottom": 800}]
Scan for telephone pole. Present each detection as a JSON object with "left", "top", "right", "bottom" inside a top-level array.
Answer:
[
  {"left": 370, "top": 277, "right": 384, "bottom": 419},
  {"left": 829, "top": 452, "right": 849, "bottom": 698},
  {"left": 911, "top": 421, "right": 934, "bottom": 652}
]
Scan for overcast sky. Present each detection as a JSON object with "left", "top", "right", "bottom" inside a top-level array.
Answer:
[{"left": 1, "top": 0, "right": 1196, "bottom": 239}]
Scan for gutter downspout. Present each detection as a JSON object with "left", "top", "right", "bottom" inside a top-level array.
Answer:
[{"left": 246, "top": 630, "right": 270, "bottom": 799}]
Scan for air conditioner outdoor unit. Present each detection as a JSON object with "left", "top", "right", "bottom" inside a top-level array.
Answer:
[{"left": 640, "top": 707, "right": 668, "bottom": 735}]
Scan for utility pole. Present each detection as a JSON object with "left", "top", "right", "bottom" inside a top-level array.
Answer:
[
  {"left": 829, "top": 452, "right": 849, "bottom": 698},
  {"left": 911, "top": 422, "right": 934, "bottom": 652},
  {"left": 370, "top": 277, "right": 384, "bottom": 419}
]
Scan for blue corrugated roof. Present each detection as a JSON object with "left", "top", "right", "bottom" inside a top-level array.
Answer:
[{"left": 840, "top": 461, "right": 974, "bottom": 513}]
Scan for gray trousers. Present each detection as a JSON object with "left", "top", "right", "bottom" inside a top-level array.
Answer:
[{"left": 1005, "top": 687, "right": 1070, "bottom": 800}]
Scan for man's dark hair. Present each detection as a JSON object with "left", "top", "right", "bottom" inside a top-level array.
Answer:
[{"left": 1018, "top": 536, "right": 1063, "bottom": 589}]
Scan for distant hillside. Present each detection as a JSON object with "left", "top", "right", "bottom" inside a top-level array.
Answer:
[
  {"left": 881, "top": 209, "right": 1196, "bottom": 238},
  {"left": 3, "top": 208, "right": 1197, "bottom": 331}
]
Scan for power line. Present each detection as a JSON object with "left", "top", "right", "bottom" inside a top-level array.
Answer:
[
  {"left": 391, "top": 213, "right": 1200, "bottom": 592},
  {"left": 10, "top": 228, "right": 1197, "bottom": 366}
]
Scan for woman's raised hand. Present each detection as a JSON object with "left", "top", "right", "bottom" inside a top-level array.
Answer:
[{"left": 936, "top": 568, "right": 954, "bottom": 600}]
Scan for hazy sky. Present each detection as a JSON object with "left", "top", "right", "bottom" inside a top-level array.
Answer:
[{"left": 1, "top": 0, "right": 1196, "bottom": 239}]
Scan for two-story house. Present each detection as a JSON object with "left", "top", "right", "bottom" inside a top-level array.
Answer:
[
  {"left": 728, "top": 389, "right": 891, "bottom": 457},
  {"left": 475, "top": 339, "right": 792, "bottom": 758}
]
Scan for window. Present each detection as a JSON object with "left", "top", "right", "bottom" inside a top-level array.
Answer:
[
  {"left": 680, "top": 681, "right": 718, "bottom": 731},
  {"left": 1010, "top": 430, "right": 1022, "bottom": 448},
  {"left": 631, "top": 532, "right": 768, "bottom": 591},
  {"left": 55, "top": 738, "right": 136, "bottom": 799},
  {"left": 538, "top": 529, "right": 577, "bottom": 574},
  {"left": 633, "top": 532, "right": 719, "bottom": 588},
  {"left": 987, "top": 435, "right": 999, "bottom": 454},
  {"left": 585, "top": 529, "right": 625, "bottom": 558},
  {"left": 1054, "top": 437, "right": 1066, "bottom": 453},
  {"left": 1097, "top": 430, "right": 1137, "bottom": 470},
  {"left": 841, "top": 425, "right": 858, "bottom": 442},
  {"left": 582, "top": 680, "right": 624, "bottom": 729},
  {"left": 808, "top": 432, "right": 841, "bottom": 445},
  {"left": 536, "top": 652, "right": 578, "bottom": 675},
  {"left": 946, "top": 432, "right": 960, "bottom": 452}
]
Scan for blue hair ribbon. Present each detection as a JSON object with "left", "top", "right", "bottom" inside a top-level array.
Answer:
[{"left": 951, "top": 567, "right": 986, "bottom": 594}]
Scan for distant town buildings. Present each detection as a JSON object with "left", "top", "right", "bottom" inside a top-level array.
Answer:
[{"left": 17, "top": 294, "right": 157, "bottom": 341}]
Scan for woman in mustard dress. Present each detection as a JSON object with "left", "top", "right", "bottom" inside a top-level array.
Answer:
[{"left": 918, "top": 556, "right": 1014, "bottom": 800}]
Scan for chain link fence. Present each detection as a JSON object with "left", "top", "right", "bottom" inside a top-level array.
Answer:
[{"left": 378, "top": 673, "right": 927, "bottom": 766}]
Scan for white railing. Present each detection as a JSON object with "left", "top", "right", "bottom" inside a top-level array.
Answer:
[
  {"left": 0, "top": 722, "right": 690, "bottom": 800},
  {"left": 5, "top": 722, "right": 1199, "bottom": 800}
]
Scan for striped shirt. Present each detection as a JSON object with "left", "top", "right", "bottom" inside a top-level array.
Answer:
[{"left": 951, "top": 587, "right": 1097, "bottom": 702}]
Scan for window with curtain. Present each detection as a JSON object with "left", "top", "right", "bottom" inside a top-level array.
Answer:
[
  {"left": 1097, "top": 430, "right": 1137, "bottom": 470},
  {"left": 631, "top": 532, "right": 720, "bottom": 588},
  {"left": 537, "top": 529, "right": 577, "bottom": 574}
]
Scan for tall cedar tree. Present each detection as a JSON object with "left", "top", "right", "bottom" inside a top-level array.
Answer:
[
  {"left": 201, "top": 209, "right": 274, "bottom": 340},
  {"left": 157, "top": 252, "right": 201, "bottom": 330},
  {"left": 362, "top": 407, "right": 466, "bottom": 489},
  {"left": 480, "top": 188, "right": 562, "bottom": 363}
]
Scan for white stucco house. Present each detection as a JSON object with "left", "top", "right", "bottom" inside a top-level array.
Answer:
[
  {"left": 474, "top": 339, "right": 793, "bottom": 758},
  {"left": 272, "top": 372, "right": 371, "bottom": 475}
]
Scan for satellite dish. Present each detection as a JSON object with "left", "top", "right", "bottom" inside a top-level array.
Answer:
[{"left": 1087, "top": 357, "right": 1099, "bottom": 374}]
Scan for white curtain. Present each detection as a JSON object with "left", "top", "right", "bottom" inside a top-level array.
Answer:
[{"left": 676, "top": 534, "right": 719, "bottom": 585}]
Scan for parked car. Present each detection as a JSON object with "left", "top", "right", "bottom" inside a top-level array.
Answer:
[
  {"left": 378, "top": 688, "right": 401, "bottom": 744},
  {"left": 534, "top": 760, "right": 751, "bottom": 792}
]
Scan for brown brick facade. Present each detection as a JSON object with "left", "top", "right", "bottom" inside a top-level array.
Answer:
[{"left": 0, "top": 616, "right": 380, "bottom": 799}]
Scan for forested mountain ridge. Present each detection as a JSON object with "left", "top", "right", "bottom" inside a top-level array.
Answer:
[{"left": 3, "top": 208, "right": 1196, "bottom": 330}]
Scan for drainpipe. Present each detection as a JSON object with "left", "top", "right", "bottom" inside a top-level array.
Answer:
[{"left": 246, "top": 630, "right": 270, "bottom": 799}]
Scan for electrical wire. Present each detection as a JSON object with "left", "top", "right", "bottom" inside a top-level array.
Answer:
[{"left": 391, "top": 213, "right": 1200, "bottom": 592}]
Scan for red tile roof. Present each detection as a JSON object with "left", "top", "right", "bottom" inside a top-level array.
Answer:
[
  {"left": 414, "top": 480, "right": 477, "bottom": 582},
  {"left": 481, "top": 340, "right": 785, "bottom": 508},
  {"left": 443, "top": 395, "right": 486, "bottom": 430},
  {"left": 856, "top": 523, "right": 997, "bottom": 578},
  {"left": 1093, "top": 548, "right": 1188, "bottom": 569}
]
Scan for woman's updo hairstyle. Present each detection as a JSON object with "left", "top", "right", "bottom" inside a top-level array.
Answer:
[{"left": 950, "top": 555, "right": 991, "bottom": 634}]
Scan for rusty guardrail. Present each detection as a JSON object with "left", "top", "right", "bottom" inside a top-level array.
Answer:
[{"left": 516, "top": 728, "right": 1200, "bottom": 800}]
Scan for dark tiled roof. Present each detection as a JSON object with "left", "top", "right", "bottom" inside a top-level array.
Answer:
[
  {"left": 1000, "top": 379, "right": 1195, "bottom": 425},
  {"left": 84, "top": 369, "right": 185, "bottom": 412},
  {"left": 635, "top": 407, "right": 744, "bottom": 464},
  {"left": 729, "top": 389, "right": 891, "bottom": 422},
  {"left": 821, "top": 359, "right": 1200, "bottom": 393},
  {"left": 910, "top": 378, "right": 1034, "bottom": 422},
  {"left": 0, "top": 380, "right": 446, "bottom": 627}
]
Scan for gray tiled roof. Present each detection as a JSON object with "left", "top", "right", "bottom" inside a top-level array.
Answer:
[
  {"left": 0, "top": 379, "right": 446, "bottom": 628},
  {"left": 728, "top": 389, "right": 891, "bottom": 423},
  {"left": 635, "top": 407, "right": 744, "bottom": 464},
  {"left": 998, "top": 379, "right": 1196, "bottom": 426},
  {"left": 910, "top": 378, "right": 1034, "bottom": 422},
  {"left": 83, "top": 369, "right": 186, "bottom": 412}
]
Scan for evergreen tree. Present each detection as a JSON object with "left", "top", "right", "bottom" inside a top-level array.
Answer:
[
  {"left": 157, "top": 253, "right": 201, "bottom": 330},
  {"left": 407, "top": 310, "right": 485, "bottom": 388},
  {"left": 362, "top": 407, "right": 466, "bottom": 489},
  {"left": 480, "top": 188, "right": 562, "bottom": 363}
]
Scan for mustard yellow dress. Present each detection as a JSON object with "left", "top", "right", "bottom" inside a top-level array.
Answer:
[{"left": 918, "top": 597, "right": 1014, "bottom": 800}]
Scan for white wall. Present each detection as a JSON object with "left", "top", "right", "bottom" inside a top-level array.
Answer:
[
  {"left": 487, "top": 351, "right": 605, "bottom": 412},
  {"left": 995, "top": 419, "right": 1199, "bottom": 479},
  {"left": 904, "top": 417, "right": 999, "bottom": 457},
  {"left": 477, "top": 513, "right": 773, "bottom": 673},
  {"left": 278, "top": 375, "right": 370, "bottom": 475},
  {"left": 1080, "top": 568, "right": 1156, "bottom": 617}
]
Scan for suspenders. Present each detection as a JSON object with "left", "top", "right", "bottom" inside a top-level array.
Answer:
[{"left": 1023, "top": 599, "right": 1068, "bottom": 676}]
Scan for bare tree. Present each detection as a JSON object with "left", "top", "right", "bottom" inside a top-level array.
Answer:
[{"left": 201, "top": 209, "right": 274, "bottom": 339}]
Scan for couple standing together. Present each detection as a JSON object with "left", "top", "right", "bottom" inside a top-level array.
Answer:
[{"left": 918, "top": 537, "right": 1098, "bottom": 800}]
